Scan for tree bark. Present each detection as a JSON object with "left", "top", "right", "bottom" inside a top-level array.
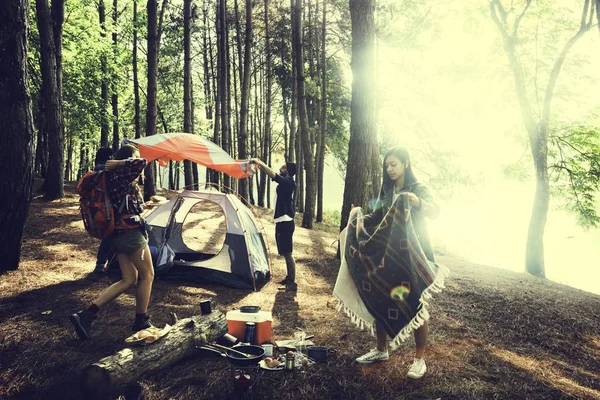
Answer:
[
  {"left": 37, "top": 0, "right": 64, "bottom": 200},
  {"left": 83, "top": 312, "right": 228, "bottom": 393},
  {"left": 340, "top": 0, "right": 377, "bottom": 231},
  {"left": 0, "top": 0, "right": 36, "bottom": 272},
  {"left": 144, "top": 0, "right": 159, "bottom": 200},
  {"left": 217, "top": 0, "right": 231, "bottom": 191},
  {"left": 263, "top": 0, "right": 272, "bottom": 207},
  {"left": 183, "top": 0, "right": 193, "bottom": 189},
  {"left": 111, "top": 0, "right": 120, "bottom": 152},
  {"left": 293, "top": 0, "right": 315, "bottom": 228},
  {"left": 133, "top": 0, "right": 141, "bottom": 139},
  {"left": 237, "top": 0, "right": 253, "bottom": 202},
  {"left": 316, "top": 0, "right": 326, "bottom": 223},
  {"left": 99, "top": 0, "right": 109, "bottom": 148}
]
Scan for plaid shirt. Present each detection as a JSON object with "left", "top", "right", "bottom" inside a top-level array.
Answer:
[{"left": 107, "top": 158, "right": 147, "bottom": 218}]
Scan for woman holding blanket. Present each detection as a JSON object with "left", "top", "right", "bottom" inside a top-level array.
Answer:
[
  {"left": 70, "top": 144, "right": 155, "bottom": 340},
  {"left": 334, "top": 146, "right": 449, "bottom": 379}
]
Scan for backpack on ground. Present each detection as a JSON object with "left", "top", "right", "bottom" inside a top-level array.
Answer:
[{"left": 77, "top": 171, "right": 115, "bottom": 239}]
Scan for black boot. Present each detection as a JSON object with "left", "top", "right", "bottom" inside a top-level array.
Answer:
[
  {"left": 132, "top": 315, "right": 153, "bottom": 332},
  {"left": 69, "top": 310, "right": 97, "bottom": 340}
]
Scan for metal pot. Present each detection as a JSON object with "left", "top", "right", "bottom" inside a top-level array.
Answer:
[
  {"left": 199, "top": 344, "right": 265, "bottom": 367},
  {"left": 307, "top": 346, "right": 336, "bottom": 363}
]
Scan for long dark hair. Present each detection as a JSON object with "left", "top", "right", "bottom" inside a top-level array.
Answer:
[
  {"left": 381, "top": 146, "right": 418, "bottom": 189},
  {"left": 114, "top": 144, "right": 138, "bottom": 160}
]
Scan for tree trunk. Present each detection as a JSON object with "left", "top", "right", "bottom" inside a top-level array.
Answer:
[
  {"left": 217, "top": 0, "right": 231, "bottom": 192},
  {"left": 202, "top": 1, "right": 213, "bottom": 123},
  {"left": 183, "top": 0, "right": 193, "bottom": 189},
  {"left": 237, "top": 0, "right": 252, "bottom": 202},
  {"left": 211, "top": 3, "right": 221, "bottom": 189},
  {"left": 133, "top": 0, "right": 141, "bottom": 139},
  {"left": 83, "top": 312, "right": 228, "bottom": 393},
  {"left": 489, "top": 0, "right": 593, "bottom": 278},
  {"left": 263, "top": 0, "right": 272, "bottom": 208},
  {"left": 340, "top": 0, "right": 376, "bottom": 231},
  {"left": 35, "top": 94, "right": 48, "bottom": 177},
  {"left": 37, "top": 0, "right": 64, "bottom": 200},
  {"left": 316, "top": 0, "right": 326, "bottom": 223},
  {"left": 288, "top": 0, "right": 296, "bottom": 164},
  {"left": 0, "top": 0, "right": 35, "bottom": 272},
  {"left": 99, "top": 0, "right": 109, "bottom": 148},
  {"left": 111, "top": 0, "right": 120, "bottom": 151},
  {"left": 144, "top": 0, "right": 159, "bottom": 201},
  {"left": 293, "top": 0, "right": 315, "bottom": 228},
  {"left": 64, "top": 126, "right": 73, "bottom": 181}
]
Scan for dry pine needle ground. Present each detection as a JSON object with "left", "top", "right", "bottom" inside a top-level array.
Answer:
[{"left": 1, "top": 183, "right": 599, "bottom": 400}]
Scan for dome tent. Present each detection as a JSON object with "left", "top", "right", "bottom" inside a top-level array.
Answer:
[{"left": 146, "top": 190, "right": 270, "bottom": 290}]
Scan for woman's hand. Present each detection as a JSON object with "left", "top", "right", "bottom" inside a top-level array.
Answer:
[{"left": 407, "top": 193, "right": 421, "bottom": 207}]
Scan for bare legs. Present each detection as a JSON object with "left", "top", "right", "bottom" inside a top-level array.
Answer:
[
  {"left": 92, "top": 244, "right": 154, "bottom": 313},
  {"left": 373, "top": 319, "right": 428, "bottom": 358},
  {"left": 414, "top": 320, "right": 428, "bottom": 359}
]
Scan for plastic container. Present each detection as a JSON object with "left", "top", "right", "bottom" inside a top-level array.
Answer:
[{"left": 226, "top": 310, "right": 273, "bottom": 345}]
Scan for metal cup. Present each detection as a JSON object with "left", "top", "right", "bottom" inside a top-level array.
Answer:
[{"left": 200, "top": 300, "right": 212, "bottom": 315}]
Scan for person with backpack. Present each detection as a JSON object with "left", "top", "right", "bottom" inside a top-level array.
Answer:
[
  {"left": 70, "top": 144, "right": 155, "bottom": 339},
  {"left": 93, "top": 147, "right": 114, "bottom": 274}
]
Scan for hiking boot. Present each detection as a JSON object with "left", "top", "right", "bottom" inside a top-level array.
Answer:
[
  {"left": 286, "top": 282, "right": 298, "bottom": 292},
  {"left": 356, "top": 348, "right": 389, "bottom": 364},
  {"left": 406, "top": 358, "right": 427, "bottom": 379},
  {"left": 278, "top": 277, "right": 290, "bottom": 285},
  {"left": 69, "top": 310, "right": 96, "bottom": 340},
  {"left": 131, "top": 316, "right": 153, "bottom": 332}
]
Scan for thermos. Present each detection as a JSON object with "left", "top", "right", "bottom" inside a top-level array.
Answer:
[{"left": 243, "top": 322, "right": 256, "bottom": 344}]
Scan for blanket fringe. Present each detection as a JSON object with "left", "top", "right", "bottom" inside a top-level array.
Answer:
[{"left": 335, "top": 264, "right": 450, "bottom": 350}]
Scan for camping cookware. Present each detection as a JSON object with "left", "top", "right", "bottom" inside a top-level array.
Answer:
[
  {"left": 200, "top": 300, "right": 213, "bottom": 315},
  {"left": 240, "top": 305, "right": 261, "bottom": 313},
  {"left": 215, "top": 333, "right": 239, "bottom": 347},
  {"left": 307, "top": 346, "right": 336, "bottom": 363},
  {"left": 199, "top": 344, "right": 265, "bottom": 367}
]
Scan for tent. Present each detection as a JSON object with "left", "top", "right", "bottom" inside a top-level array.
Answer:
[{"left": 146, "top": 189, "right": 270, "bottom": 290}]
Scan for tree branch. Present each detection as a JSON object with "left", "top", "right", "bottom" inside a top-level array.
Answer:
[{"left": 512, "top": 0, "right": 531, "bottom": 36}]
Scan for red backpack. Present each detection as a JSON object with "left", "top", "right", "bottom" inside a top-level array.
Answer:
[{"left": 77, "top": 171, "right": 115, "bottom": 239}]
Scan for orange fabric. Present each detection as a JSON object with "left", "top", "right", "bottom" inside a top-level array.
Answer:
[{"left": 133, "top": 133, "right": 252, "bottom": 179}]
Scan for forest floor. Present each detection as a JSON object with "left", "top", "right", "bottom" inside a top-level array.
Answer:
[{"left": 1, "top": 183, "right": 599, "bottom": 400}]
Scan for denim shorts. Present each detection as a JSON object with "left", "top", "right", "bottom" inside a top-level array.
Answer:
[{"left": 111, "top": 229, "right": 148, "bottom": 255}]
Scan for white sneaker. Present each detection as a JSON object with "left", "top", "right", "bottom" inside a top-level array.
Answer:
[
  {"left": 355, "top": 348, "right": 389, "bottom": 364},
  {"left": 406, "top": 358, "right": 427, "bottom": 379}
]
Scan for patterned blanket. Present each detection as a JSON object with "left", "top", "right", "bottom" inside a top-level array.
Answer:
[{"left": 334, "top": 193, "right": 449, "bottom": 349}]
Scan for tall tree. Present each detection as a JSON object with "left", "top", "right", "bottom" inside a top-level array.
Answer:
[
  {"left": 293, "top": 0, "right": 316, "bottom": 228},
  {"left": 490, "top": 0, "right": 595, "bottom": 277},
  {"left": 0, "top": 0, "right": 36, "bottom": 272},
  {"left": 340, "top": 0, "right": 377, "bottom": 231},
  {"left": 316, "top": 0, "right": 326, "bottom": 222},
  {"left": 217, "top": 0, "right": 231, "bottom": 191},
  {"left": 111, "top": 0, "right": 120, "bottom": 151},
  {"left": 144, "top": 0, "right": 159, "bottom": 200},
  {"left": 37, "top": 0, "right": 64, "bottom": 199},
  {"left": 133, "top": 0, "right": 141, "bottom": 139},
  {"left": 237, "top": 0, "right": 253, "bottom": 201},
  {"left": 263, "top": 0, "right": 272, "bottom": 205},
  {"left": 183, "top": 0, "right": 193, "bottom": 189},
  {"left": 99, "top": 0, "right": 109, "bottom": 148}
]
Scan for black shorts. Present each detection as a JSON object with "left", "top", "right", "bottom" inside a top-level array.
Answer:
[{"left": 275, "top": 221, "right": 295, "bottom": 255}]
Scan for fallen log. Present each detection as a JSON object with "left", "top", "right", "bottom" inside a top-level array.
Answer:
[{"left": 83, "top": 311, "right": 227, "bottom": 392}]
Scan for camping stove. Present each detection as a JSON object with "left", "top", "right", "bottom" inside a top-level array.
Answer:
[{"left": 231, "top": 365, "right": 260, "bottom": 395}]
